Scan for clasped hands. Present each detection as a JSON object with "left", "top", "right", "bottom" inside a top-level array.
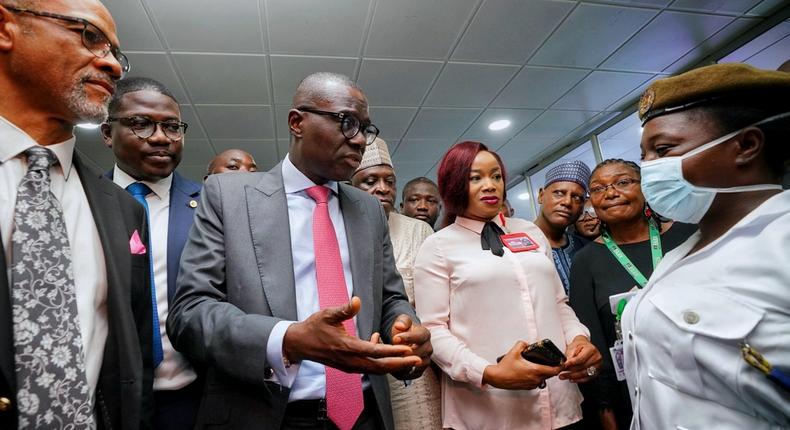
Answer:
[
  {"left": 283, "top": 296, "right": 432, "bottom": 379},
  {"left": 483, "top": 335, "right": 602, "bottom": 390}
]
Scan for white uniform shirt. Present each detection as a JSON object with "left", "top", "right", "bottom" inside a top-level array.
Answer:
[
  {"left": 622, "top": 190, "right": 790, "bottom": 429},
  {"left": 0, "top": 116, "right": 108, "bottom": 399},
  {"left": 112, "top": 166, "right": 197, "bottom": 391}
]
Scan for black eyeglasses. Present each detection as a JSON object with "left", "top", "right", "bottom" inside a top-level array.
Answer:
[
  {"left": 297, "top": 107, "right": 380, "bottom": 145},
  {"left": 589, "top": 178, "right": 640, "bottom": 196},
  {"left": 4, "top": 6, "right": 130, "bottom": 78},
  {"left": 107, "top": 116, "right": 188, "bottom": 140}
]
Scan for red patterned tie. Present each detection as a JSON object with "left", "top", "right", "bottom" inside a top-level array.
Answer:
[{"left": 305, "top": 185, "right": 364, "bottom": 430}]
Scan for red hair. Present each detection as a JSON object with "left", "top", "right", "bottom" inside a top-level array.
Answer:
[{"left": 437, "top": 141, "right": 507, "bottom": 227}]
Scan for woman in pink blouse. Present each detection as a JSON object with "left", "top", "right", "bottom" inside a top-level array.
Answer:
[{"left": 414, "top": 142, "right": 602, "bottom": 430}]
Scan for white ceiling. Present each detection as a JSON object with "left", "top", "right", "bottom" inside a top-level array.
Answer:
[{"left": 75, "top": 0, "right": 790, "bottom": 183}]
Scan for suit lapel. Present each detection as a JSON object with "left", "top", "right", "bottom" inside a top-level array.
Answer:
[
  {"left": 167, "top": 172, "right": 200, "bottom": 304},
  {"left": 247, "top": 165, "right": 298, "bottom": 321},
  {"left": 339, "top": 186, "right": 374, "bottom": 340}
]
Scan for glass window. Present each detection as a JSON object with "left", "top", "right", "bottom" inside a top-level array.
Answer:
[
  {"left": 598, "top": 112, "right": 643, "bottom": 164},
  {"left": 506, "top": 179, "right": 536, "bottom": 221},
  {"left": 528, "top": 141, "right": 597, "bottom": 210}
]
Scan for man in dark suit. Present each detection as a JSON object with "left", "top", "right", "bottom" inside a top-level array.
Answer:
[
  {"left": 168, "top": 72, "right": 432, "bottom": 430},
  {"left": 0, "top": 1, "right": 153, "bottom": 429},
  {"left": 101, "top": 77, "right": 202, "bottom": 429}
]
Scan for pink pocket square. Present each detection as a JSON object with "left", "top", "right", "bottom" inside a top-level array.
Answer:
[{"left": 129, "top": 230, "right": 147, "bottom": 255}]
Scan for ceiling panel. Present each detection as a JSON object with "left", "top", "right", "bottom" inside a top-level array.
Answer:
[
  {"left": 670, "top": 0, "right": 763, "bottom": 15},
  {"left": 745, "top": 0, "right": 789, "bottom": 16},
  {"left": 719, "top": 20, "right": 790, "bottom": 63},
  {"left": 365, "top": 0, "right": 479, "bottom": 60},
  {"left": 173, "top": 54, "right": 270, "bottom": 104},
  {"left": 586, "top": 0, "right": 671, "bottom": 6},
  {"left": 392, "top": 139, "right": 455, "bottom": 163},
  {"left": 424, "top": 63, "right": 520, "bottom": 107},
  {"left": 602, "top": 11, "right": 735, "bottom": 72},
  {"left": 195, "top": 105, "right": 274, "bottom": 139},
  {"left": 391, "top": 160, "right": 436, "bottom": 185},
  {"left": 514, "top": 109, "right": 600, "bottom": 140},
  {"left": 552, "top": 71, "right": 653, "bottom": 111},
  {"left": 270, "top": 56, "right": 358, "bottom": 104},
  {"left": 404, "top": 108, "right": 482, "bottom": 140},
  {"left": 147, "top": 0, "right": 265, "bottom": 53},
  {"left": 492, "top": 66, "right": 589, "bottom": 109},
  {"left": 357, "top": 59, "right": 443, "bottom": 106},
  {"left": 742, "top": 34, "right": 790, "bottom": 69},
  {"left": 104, "top": 0, "right": 162, "bottom": 51},
  {"left": 664, "top": 17, "right": 760, "bottom": 73},
  {"left": 495, "top": 138, "right": 557, "bottom": 169},
  {"left": 125, "top": 53, "right": 188, "bottom": 103},
  {"left": 460, "top": 108, "right": 543, "bottom": 145},
  {"left": 369, "top": 107, "right": 418, "bottom": 141},
  {"left": 452, "top": 0, "right": 574, "bottom": 64},
  {"left": 531, "top": 3, "right": 657, "bottom": 68},
  {"left": 180, "top": 138, "right": 219, "bottom": 167},
  {"left": 266, "top": 0, "right": 371, "bottom": 56},
  {"left": 180, "top": 106, "right": 208, "bottom": 139}
]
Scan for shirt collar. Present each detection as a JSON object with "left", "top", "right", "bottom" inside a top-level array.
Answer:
[
  {"left": 281, "top": 154, "right": 339, "bottom": 196},
  {"left": 112, "top": 164, "right": 173, "bottom": 200},
  {"left": 0, "top": 115, "right": 76, "bottom": 179},
  {"left": 454, "top": 214, "right": 504, "bottom": 234}
]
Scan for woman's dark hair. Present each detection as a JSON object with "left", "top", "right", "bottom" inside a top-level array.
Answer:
[
  {"left": 688, "top": 99, "right": 790, "bottom": 177},
  {"left": 437, "top": 141, "right": 507, "bottom": 227},
  {"left": 590, "top": 158, "right": 664, "bottom": 231}
]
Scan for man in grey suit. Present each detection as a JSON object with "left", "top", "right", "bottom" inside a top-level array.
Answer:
[{"left": 167, "top": 72, "right": 431, "bottom": 430}]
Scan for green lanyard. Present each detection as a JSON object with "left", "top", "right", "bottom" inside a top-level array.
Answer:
[{"left": 602, "top": 220, "right": 662, "bottom": 322}]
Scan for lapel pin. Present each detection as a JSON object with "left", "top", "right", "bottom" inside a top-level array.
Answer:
[{"left": 189, "top": 200, "right": 198, "bottom": 208}]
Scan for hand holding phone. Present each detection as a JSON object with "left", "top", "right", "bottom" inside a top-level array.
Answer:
[{"left": 496, "top": 339, "right": 566, "bottom": 366}]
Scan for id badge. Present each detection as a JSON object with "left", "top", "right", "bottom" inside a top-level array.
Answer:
[
  {"left": 608, "top": 290, "right": 638, "bottom": 316},
  {"left": 500, "top": 233, "right": 539, "bottom": 253},
  {"left": 610, "top": 340, "right": 626, "bottom": 381}
]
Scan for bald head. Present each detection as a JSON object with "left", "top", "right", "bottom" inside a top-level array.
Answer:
[
  {"left": 206, "top": 149, "right": 258, "bottom": 176},
  {"left": 779, "top": 60, "right": 790, "bottom": 73},
  {"left": 292, "top": 72, "right": 362, "bottom": 108}
]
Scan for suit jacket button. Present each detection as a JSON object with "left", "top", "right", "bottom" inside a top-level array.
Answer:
[
  {"left": 0, "top": 396, "right": 11, "bottom": 412},
  {"left": 264, "top": 367, "right": 274, "bottom": 379}
]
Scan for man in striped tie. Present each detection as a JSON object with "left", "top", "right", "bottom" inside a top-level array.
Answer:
[{"left": 168, "top": 72, "right": 432, "bottom": 430}]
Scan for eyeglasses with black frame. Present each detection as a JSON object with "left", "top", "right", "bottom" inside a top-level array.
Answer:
[
  {"left": 297, "top": 107, "right": 380, "bottom": 145},
  {"left": 3, "top": 6, "right": 131, "bottom": 78},
  {"left": 589, "top": 177, "right": 640, "bottom": 196},
  {"left": 107, "top": 116, "right": 188, "bottom": 141}
]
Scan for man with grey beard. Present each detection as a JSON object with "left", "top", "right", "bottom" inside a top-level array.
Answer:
[{"left": 0, "top": 1, "right": 154, "bottom": 428}]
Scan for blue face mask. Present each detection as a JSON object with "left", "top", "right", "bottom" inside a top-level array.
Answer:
[{"left": 640, "top": 113, "right": 786, "bottom": 224}]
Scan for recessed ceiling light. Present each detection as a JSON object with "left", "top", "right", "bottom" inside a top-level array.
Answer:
[
  {"left": 76, "top": 123, "right": 101, "bottom": 130},
  {"left": 517, "top": 192, "right": 530, "bottom": 200},
  {"left": 488, "top": 119, "right": 511, "bottom": 131}
]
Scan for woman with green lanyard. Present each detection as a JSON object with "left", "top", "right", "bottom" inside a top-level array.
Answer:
[{"left": 568, "top": 159, "right": 696, "bottom": 430}]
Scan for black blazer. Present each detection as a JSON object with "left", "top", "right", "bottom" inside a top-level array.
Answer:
[{"left": 0, "top": 153, "right": 154, "bottom": 429}]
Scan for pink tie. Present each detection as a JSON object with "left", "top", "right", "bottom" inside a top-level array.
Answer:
[{"left": 305, "top": 185, "right": 364, "bottom": 430}]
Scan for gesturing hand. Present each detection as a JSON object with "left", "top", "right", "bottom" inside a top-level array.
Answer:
[
  {"left": 283, "top": 297, "right": 422, "bottom": 375},
  {"left": 482, "top": 341, "right": 562, "bottom": 390},
  {"left": 389, "top": 315, "right": 432, "bottom": 380},
  {"left": 559, "top": 335, "right": 602, "bottom": 383}
]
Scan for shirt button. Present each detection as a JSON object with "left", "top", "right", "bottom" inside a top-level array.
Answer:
[
  {"left": 628, "top": 331, "right": 633, "bottom": 341},
  {"left": 634, "top": 386, "right": 640, "bottom": 396},
  {"left": 683, "top": 311, "right": 700, "bottom": 325},
  {"left": 264, "top": 367, "right": 274, "bottom": 379},
  {"left": 0, "top": 397, "right": 10, "bottom": 412}
]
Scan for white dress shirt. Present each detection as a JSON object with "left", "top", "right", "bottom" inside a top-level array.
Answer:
[
  {"left": 112, "top": 166, "right": 197, "bottom": 391},
  {"left": 0, "top": 116, "right": 108, "bottom": 399},
  {"left": 623, "top": 190, "right": 790, "bottom": 429},
  {"left": 265, "top": 155, "right": 360, "bottom": 401}
]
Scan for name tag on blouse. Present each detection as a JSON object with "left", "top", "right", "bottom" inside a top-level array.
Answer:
[{"left": 500, "top": 233, "right": 539, "bottom": 253}]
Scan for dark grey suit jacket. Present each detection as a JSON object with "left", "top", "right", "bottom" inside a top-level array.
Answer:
[
  {"left": 0, "top": 153, "right": 154, "bottom": 430},
  {"left": 167, "top": 162, "right": 416, "bottom": 429}
]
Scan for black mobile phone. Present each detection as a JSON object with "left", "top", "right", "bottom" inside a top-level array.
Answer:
[{"left": 496, "top": 339, "right": 566, "bottom": 367}]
